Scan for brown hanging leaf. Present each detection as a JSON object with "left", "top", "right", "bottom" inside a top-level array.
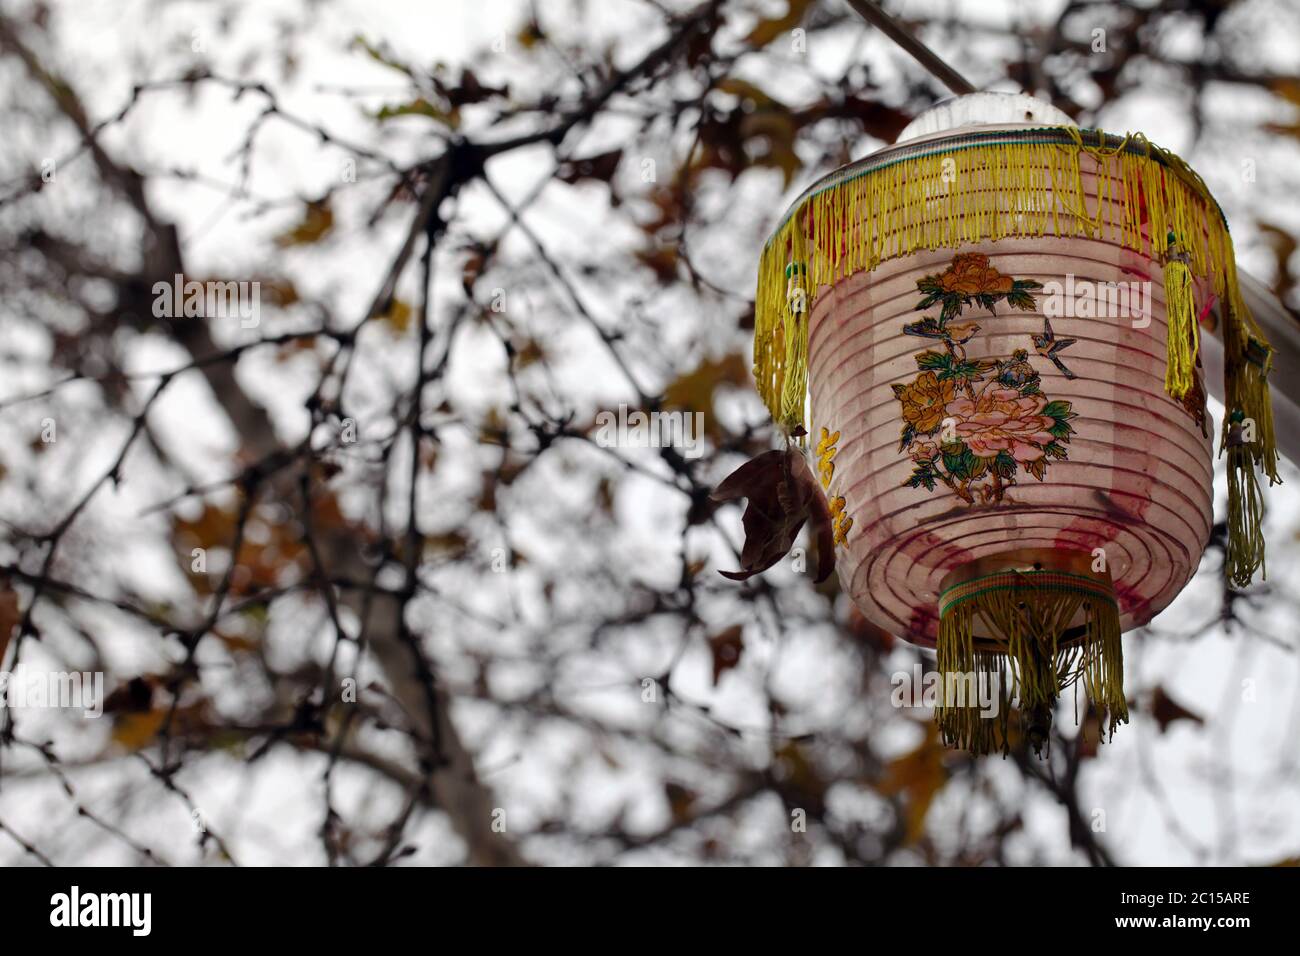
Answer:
[
  {"left": 708, "top": 624, "right": 744, "bottom": 686},
  {"left": 711, "top": 447, "right": 834, "bottom": 582},
  {"left": 0, "top": 582, "right": 20, "bottom": 667},
  {"left": 771, "top": 739, "right": 828, "bottom": 816},
  {"left": 557, "top": 149, "right": 623, "bottom": 186},
  {"left": 665, "top": 782, "right": 697, "bottom": 823},
  {"left": 1263, "top": 78, "right": 1300, "bottom": 139},
  {"left": 516, "top": 18, "right": 545, "bottom": 49},
  {"left": 1150, "top": 686, "right": 1204, "bottom": 732},
  {"left": 443, "top": 68, "right": 507, "bottom": 108},
  {"left": 1257, "top": 222, "right": 1297, "bottom": 303}
]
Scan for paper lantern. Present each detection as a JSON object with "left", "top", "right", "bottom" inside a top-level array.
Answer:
[{"left": 747, "top": 101, "right": 1279, "bottom": 754}]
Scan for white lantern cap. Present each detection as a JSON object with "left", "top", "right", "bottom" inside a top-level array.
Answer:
[{"left": 896, "top": 91, "right": 1077, "bottom": 143}]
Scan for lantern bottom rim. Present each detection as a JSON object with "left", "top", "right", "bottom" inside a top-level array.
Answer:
[
  {"left": 937, "top": 548, "right": 1116, "bottom": 650},
  {"left": 934, "top": 547, "right": 1128, "bottom": 754}
]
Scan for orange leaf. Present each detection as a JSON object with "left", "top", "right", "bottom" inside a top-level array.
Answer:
[
  {"left": 744, "top": 0, "right": 814, "bottom": 48},
  {"left": 274, "top": 201, "right": 334, "bottom": 247},
  {"left": 878, "top": 726, "right": 948, "bottom": 845}
]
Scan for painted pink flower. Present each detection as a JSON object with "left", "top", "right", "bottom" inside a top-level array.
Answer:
[
  {"left": 911, "top": 440, "right": 939, "bottom": 462},
  {"left": 948, "top": 387, "right": 1055, "bottom": 462}
]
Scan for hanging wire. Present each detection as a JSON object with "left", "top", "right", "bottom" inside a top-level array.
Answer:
[{"left": 842, "top": 0, "right": 977, "bottom": 95}]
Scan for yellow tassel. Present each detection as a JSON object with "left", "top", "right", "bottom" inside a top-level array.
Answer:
[
  {"left": 935, "top": 566, "right": 1126, "bottom": 756},
  {"left": 1225, "top": 428, "right": 1266, "bottom": 587},
  {"left": 1163, "top": 231, "right": 1198, "bottom": 399},
  {"left": 779, "top": 262, "right": 808, "bottom": 432}
]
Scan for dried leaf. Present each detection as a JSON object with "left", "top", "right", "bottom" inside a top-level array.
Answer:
[
  {"left": 708, "top": 624, "right": 744, "bottom": 685},
  {"left": 0, "top": 583, "right": 20, "bottom": 666},
  {"left": 711, "top": 448, "right": 834, "bottom": 582},
  {"left": 745, "top": 0, "right": 814, "bottom": 48},
  {"left": 661, "top": 353, "right": 748, "bottom": 441},
  {"left": 665, "top": 782, "right": 697, "bottom": 823},
  {"left": 444, "top": 68, "right": 507, "bottom": 107},
  {"left": 374, "top": 97, "right": 460, "bottom": 128},
  {"left": 1150, "top": 686, "right": 1204, "bottom": 732},
  {"left": 878, "top": 726, "right": 948, "bottom": 845},
  {"left": 771, "top": 740, "right": 828, "bottom": 814},
  {"left": 274, "top": 201, "right": 334, "bottom": 247},
  {"left": 1258, "top": 223, "right": 1297, "bottom": 302},
  {"left": 557, "top": 149, "right": 623, "bottom": 186},
  {"left": 352, "top": 36, "right": 416, "bottom": 77},
  {"left": 379, "top": 298, "right": 414, "bottom": 334}
]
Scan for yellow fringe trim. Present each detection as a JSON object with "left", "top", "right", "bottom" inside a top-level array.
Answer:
[
  {"left": 936, "top": 571, "right": 1127, "bottom": 756},
  {"left": 755, "top": 127, "right": 1278, "bottom": 585},
  {"left": 1163, "top": 231, "right": 1197, "bottom": 399}
]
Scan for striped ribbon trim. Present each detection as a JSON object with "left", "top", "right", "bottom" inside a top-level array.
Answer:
[{"left": 938, "top": 568, "right": 1117, "bottom": 618}]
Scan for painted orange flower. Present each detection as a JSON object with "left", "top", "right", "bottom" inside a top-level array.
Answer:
[
  {"left": 948, "top": 387, "right": 1055, "bottom": 462},
  {"left": 896, "top": 371, "right": 955, "bottom": 434},
  {"left": 938, "top": 253, "right": 1014, "bottom": 296}
]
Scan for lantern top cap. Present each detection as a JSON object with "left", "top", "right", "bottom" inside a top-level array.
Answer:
[{"left": 896, "top": 91, "right": 1077, "bottom": 143}]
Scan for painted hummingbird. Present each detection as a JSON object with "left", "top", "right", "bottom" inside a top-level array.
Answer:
[{"left": 1032, "top": 316, "right": 1078, "bottom": 379}]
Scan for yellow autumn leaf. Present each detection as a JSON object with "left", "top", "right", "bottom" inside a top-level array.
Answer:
[
  {"left": 380, "top": 298, "right": 413, "bottom": 334},
  {"left": 274, "top": 201, "right": 334, "bottom": 247},
  {"left": 745, "top": 0, "right": 814, "bottom": 48},
  {"left": 111, "top": 709, "right": 168, "bottom": 751},
  {"left": 878, "top": 725, "right": 949, "bottom": 845}
]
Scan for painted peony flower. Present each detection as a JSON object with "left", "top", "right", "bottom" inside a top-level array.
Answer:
[
  {"left": 896, "top": 372, "right": 955, "bottom": 434},
  {"left": 948, "top": 387, "right": 1055, "bottom": 461},
  {"left": 938, "top": 253, "right": 1014, "bottom": 296},
  {"left": 911, "top": 439, "right": 939, "bottom": 462}
]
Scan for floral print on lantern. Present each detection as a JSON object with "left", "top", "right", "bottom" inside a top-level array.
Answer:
[
  {"left": 816, "top": 426, "right": 853, "bottom": 545},
  {"left": 893, "top": 253, "right": 1077, "bottom": 505}
]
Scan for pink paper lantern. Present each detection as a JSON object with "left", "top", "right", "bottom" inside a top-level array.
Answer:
[{"left": 742, "top": 114, "right": 1278, "bottom": 754}]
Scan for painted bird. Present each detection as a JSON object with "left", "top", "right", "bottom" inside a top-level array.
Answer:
[
  {"left": 944, "top": 320, "right": 981, "bottom": 344},
  {"left": 1032, "top": 316, "right": 1078, "bottom": 379},
  {"left": 902, "top": 317, "right": 946, "bottom": 340}
]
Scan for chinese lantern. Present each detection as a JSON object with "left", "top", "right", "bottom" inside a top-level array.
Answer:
[{"left": 741, "top": 97, "right": 1278, "bottom": 754}]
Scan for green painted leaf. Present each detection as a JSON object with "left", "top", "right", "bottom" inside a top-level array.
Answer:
[
  {"left": 916, "top": 351, "right": 951, "bottom": 371},
  {"left": 898, "top": 423, "right": 917, "bottom": 451},
  {"left": 942, "top": 360, "right": 986, "bottom": 383},
  {"left": 1049, "top": 420, "right": 1074, "bottom": 440},
  {"left": 905, "top": 463, "right": 937, "bottom": 492}
]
